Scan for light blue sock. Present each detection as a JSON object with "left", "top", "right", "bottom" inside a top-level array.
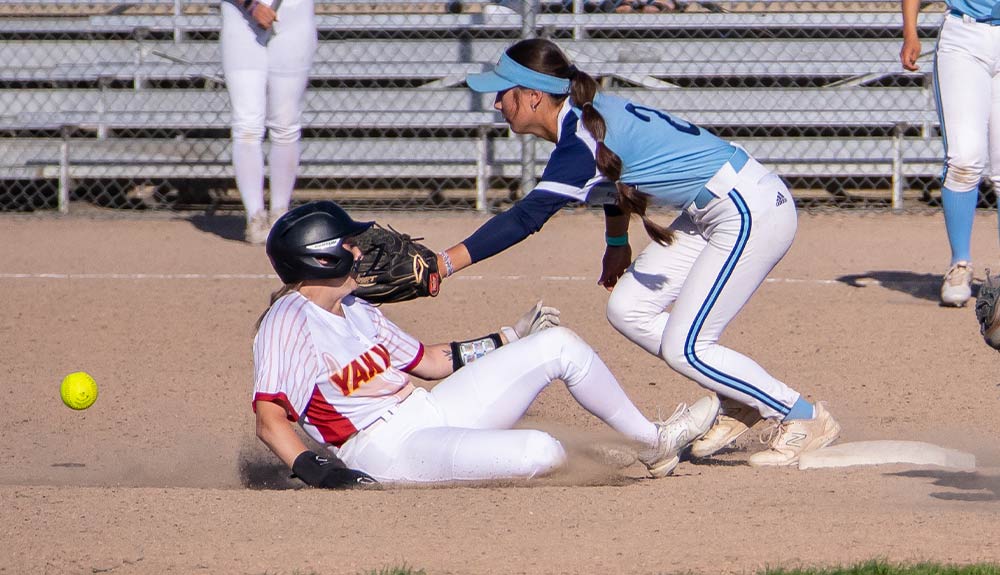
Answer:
[
  {"left": 941, "top": 186, "right": 977, "bottom": 264},
  {"left": 783, "top": 396, "right": 815, "bottom": 421}
]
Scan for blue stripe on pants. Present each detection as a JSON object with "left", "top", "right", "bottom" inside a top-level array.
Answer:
[{"left": 683, "top": 189, "right": 790, "bottom": 416}]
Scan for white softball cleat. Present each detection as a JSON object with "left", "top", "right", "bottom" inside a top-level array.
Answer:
[
  {"left": 940, "top": 261, "right": 973, "bottom": 307},
  {"left": 245, "top": 211, "right": 271, "bottom": 245},
  {"left": 690, "top": 397, "right": 763, "bottom": 458},
  {"left": 747, "top": 402, "right": 841, "bottom": 467},
  {"left": 639, "top": 394, "right": 721, "bottom": 478}
]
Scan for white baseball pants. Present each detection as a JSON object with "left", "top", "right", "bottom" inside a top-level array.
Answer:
[
  {"left": 935, "top": 13, "right": 1000, "bottom": 192},
  {"left": 335, "top": 327, "right": 658, "bottom": 484},
  {"left": 607, "top": 153, "right": 801, "bottom": 419},
  {"left": 220, "top": 0, "right": 317, "bottom": 220}
]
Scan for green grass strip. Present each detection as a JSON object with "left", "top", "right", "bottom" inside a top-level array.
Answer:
[
  {"left": 344, "top": 561, "right": 1000, "bottom": 575},
  {"left": 763, "top": 560, "right": 1000, "bottom": 575},
  {"left": 359, "top": 565, "right": 427, "bottom": 575}
]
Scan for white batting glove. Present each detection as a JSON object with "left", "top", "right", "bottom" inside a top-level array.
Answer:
[{"left": 501, "top": 300, "right": 561, "bottom": 343}]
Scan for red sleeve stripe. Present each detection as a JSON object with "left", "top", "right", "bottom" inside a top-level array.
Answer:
[
  {"left": 401, "top": 343, "right": 425, "bottom": 372},
  {"left": 252, "top": 391, "right": 299, "bottom": 421}
]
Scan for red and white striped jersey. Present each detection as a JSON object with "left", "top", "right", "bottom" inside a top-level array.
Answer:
[{"left": 252, "top": 291, "right": 424, "bottom": 447}]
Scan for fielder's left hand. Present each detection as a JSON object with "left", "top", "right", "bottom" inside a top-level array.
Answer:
[{"left": 598, "top": 244, "right": 632, "bottom": 291}]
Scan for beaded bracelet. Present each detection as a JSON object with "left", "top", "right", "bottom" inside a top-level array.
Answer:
[{"left": 439, "top": 251, "right": 455, "bottom": 277}]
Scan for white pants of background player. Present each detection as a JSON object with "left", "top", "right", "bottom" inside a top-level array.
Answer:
[
  {"left": 607, "top": 156, "right": 801, "bottom": 420},
  {"left": 335, "top": 327, "right": 659, "bottom": 483},
  {"left": 220, "top": 0, "right": 317, "bottom": 222},
  {"left": 936, "top": 14, "right": 1000, "bottom": 195},
  {"left": 934, "top": 14, "right": 1000, "bottom": 267}
]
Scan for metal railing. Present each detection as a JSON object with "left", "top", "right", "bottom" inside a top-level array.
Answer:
[{"left": 0, "top": 1, "right": 957, "bottom": 213}]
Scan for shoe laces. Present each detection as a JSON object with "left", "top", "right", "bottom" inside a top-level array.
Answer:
[
  {"left": 945, "top": 262, "right": 973, "bottom": 285},
  {"left": 757, "top": 419, "right": 789, "bottom": 448},
  {"left": 646, "top": 403, "right": 690, "bottom": 455},
  {"left": 652, "top": 402, "right": 687, "bottom": 427}
]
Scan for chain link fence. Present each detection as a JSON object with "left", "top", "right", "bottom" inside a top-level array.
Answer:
[{"left": 0, "top": 0, "right": 974, "bottom": 214}]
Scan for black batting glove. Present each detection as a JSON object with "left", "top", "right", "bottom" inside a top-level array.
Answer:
[{"left": 291, "top": 451, "right": 380, "bottom": 490}]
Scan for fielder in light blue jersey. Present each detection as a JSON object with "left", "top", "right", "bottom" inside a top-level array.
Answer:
[
  {"left": 902, "top": 0, "right": 1000, "bottom": 306},
  {"left": 435, "top": 38, "right": 841, "bottom": 467}
]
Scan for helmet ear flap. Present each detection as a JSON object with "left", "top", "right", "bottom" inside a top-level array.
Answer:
[{"left": 308, "top": 242, "right": 355, "bottom": 278}]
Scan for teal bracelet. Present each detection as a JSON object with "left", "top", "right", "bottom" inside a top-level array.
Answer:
[{"left": 606, "top": 234, "right": 629, "bottom": 247}]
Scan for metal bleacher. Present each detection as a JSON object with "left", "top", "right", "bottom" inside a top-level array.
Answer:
[{"left": 0, "top": 0, "right": 948, "bottom": 211}]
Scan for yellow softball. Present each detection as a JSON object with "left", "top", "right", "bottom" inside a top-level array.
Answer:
[{"left": 60, "top": 372, "right": 98, "bottom": 410}]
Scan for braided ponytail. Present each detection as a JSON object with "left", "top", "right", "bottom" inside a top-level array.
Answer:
[
  {"left": 568, "top": 73, "right": 673, "bottom": 245},
  {"left": 507, "top": 38, "right": 673, "bottom": 245}
]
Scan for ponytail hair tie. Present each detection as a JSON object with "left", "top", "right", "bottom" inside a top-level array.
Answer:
[
  {"left": 566, "top": 65, "right": 579, "bottom": 79},
  {"left": 582, "top": 101, "right": 595, "bottom": 111}
]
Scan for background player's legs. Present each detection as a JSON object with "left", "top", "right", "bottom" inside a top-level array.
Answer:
[
  {"left": 221, "top": 2, "right": 269, "bottom": 243},
  {"left": 264, "top": 0, "right": 317, "bottom": 221},
  {"left": 935, "top": 18, "right": 992, "bottom": 304},
  {"left": 989, "top": 67, "right": 1000, "bottom": 248},
  {"left": 229, "top": 70, "right": 268, "bottom": 223}
]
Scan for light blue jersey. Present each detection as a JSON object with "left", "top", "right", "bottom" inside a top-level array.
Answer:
[
  {"left": 570, "top": 93, "right": 737, "bottom": 209},
  {"left": 948, "top": 0, "right": 1000, "bottom": 21}
]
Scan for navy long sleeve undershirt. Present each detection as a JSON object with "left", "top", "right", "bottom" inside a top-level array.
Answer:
[
  {"left": 463, "top": 190, "right": 575, "bottom": 263},
  {"left": 463, "top": 191, "right": 623, "bottom": 263}
]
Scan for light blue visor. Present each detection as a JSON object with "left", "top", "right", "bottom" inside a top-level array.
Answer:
[{"left": 466, "top": 53, "right": 571, "bottom": 95}]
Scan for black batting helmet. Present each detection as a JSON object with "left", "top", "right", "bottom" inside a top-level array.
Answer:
[{"left": 266, "top": 201, "right": 374, "bottom": 284}]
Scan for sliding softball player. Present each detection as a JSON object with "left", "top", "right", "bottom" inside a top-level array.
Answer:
[
  {"left": 901, "top": 0, "right": 1000, "bottom": 306},
  {"left": 221, "top": 0, "right": 317, "bottom": 244},
  {"left": 433, "top": 38, "right": 841, "bottom": 466},
  {"left": 252, "top": 201, "right": 720, "bottom": 486}
]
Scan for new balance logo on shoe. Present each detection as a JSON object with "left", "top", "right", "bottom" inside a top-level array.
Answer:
[
  {"left": 783, "top": 432, "right": 807, "bottom": 447},
  {"left": 776, "top": 192, "right": 787, "bottom": 206}
]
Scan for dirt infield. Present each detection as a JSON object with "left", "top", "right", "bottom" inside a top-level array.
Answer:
[{"left": 2, "top": 209, "right": 999, "bottom": 575}]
